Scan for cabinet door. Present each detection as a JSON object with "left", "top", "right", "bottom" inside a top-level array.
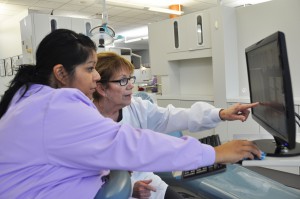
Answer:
[
  {"left": 32, "top": 14, "right": 52, "bottom": 51},
  {"left": 166, "top": 18, "right": 187, "bottom": 53},
  {"left": 54, "top": 16, "right": 72, "bottom": 30},
  {"left": 20, "top": 15, "right": 34, "bottom": 64},
  {"left": 72, "top": 18, "right": 88, "bottom": 35},
  {"left": 32, "top": 14, "right": 72, "bottom": 49},
  {"left": 167, "top": 11, "right": 212, "bottom": 54},
  {"left": 72, "top": 18, "right": 101, "bottom": 36},
  {"left": 184, "top": 11, "right": 211, "bottom": 51},
  {"left": 148, "top": 20, "right": 173, "bottom": 75}
]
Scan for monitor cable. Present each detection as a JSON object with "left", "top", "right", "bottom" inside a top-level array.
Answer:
[{"left": 295, "top": 112, "right": 300, "bottom": 127}]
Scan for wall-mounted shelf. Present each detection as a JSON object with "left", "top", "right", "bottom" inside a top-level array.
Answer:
[{"left": 167, "top": 48, "right": 212, "bottom": 61}]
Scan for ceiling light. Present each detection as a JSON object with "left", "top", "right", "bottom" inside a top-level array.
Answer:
[
  {"left": 106, "top": 0, "right": 183, "bottom": 15},
  {"left": 125, "top": 36, "right": 148, "bottom": 43},
  {"left": 119, "top": 26, "right": 148, "bottom": 40}
]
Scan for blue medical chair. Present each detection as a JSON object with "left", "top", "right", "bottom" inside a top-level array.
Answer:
[
  {"left": 133, "top": 91, "right": 154, "bottom": 103},
  {"left": 94, "top": 170, "right": 131, "bottom": 199}
]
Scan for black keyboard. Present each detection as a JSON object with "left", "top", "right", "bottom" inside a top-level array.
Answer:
[{"left": 181, "top": 134, "right": 226, "bottom": 179}]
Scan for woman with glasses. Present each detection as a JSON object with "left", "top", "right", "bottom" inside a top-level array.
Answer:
[{"left": 93, "top": 51, "right": 260, "bottom": 199}]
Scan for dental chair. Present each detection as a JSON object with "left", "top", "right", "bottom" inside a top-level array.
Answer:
[
  {"left": 94, "top": 170, "right": 131, "bottom": 199},
  {"left": 133, "top": 91, "right": 154, "bottom": 103}
]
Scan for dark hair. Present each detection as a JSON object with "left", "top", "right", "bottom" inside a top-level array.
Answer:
[
  {"left": 93, "top": 51, "right": 134, "bottom": 100},
  {"left": 0, "top": 29, "right": 97, "bottom": 119}
]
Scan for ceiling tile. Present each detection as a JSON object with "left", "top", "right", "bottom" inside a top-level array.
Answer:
[
  {"left": 0, "top": 0, "right": 270, "bottom": 40},
  {"left": 58, "top": 4, "right": 84, "bottom": 11},
  {"left": 32, "top": 1, "right": 65, "bottom": 9}
]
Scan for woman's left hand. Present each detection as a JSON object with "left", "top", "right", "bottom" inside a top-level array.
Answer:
[
  {"left": 132, "top": 179, "right": 156, "bottom": 199},
  {"left": 219, "top": 102, "right": 259, "bottom": 122}
]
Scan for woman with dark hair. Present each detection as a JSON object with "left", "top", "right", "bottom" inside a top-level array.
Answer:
[{"left": 0, "top": 29, "right": 261, "bottom": 199}]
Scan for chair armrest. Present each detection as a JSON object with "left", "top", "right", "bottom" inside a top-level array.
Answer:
[{"left": 94, "top": 170, "right": 132, "bottom": 199}]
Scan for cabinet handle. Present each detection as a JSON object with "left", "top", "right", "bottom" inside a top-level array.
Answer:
[
  {"left": 173, "top": 21, "right": 179, "bottom": 48},
  {"left": 197, "top": 15, "right": 203, "bottom": 45}
]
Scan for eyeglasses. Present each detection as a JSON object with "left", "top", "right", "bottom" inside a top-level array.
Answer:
[{"left": 100, "top": 76, "right": 136, "bottom": 86}]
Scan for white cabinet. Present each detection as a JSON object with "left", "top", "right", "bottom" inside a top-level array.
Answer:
[
  {"left": 167, "top": 11, "right": 211, "bottom": 54},
  {"left": 148, "top": 10, "right": 212, "bottom": 75},
  {"left": 71, "top": 18, "right": 101, "bottom": 36},
  {"left": 20, "top": 13, "right": 72, "bottom": 64},
  {"left": 32, "top": 14, "right": 72, "bottom": 49},
  {"left": 20, "top": 13, "right": 102, "bottom": 64},
  {"left": 20, "top": 15, "right": 34, "bottom": 64},
  {"left": 148, "top": 19, "right": 173, "bottom": 75},
  {"left": 149, "top": 7, "right": 238, "bottom": 140}
]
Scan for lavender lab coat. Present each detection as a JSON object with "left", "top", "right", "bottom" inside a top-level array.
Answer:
[{"left": 0, "top": 84, "right": 215, "bottom": 199}]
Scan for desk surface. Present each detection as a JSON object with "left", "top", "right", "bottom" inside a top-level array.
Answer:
[
  {"left": 243, "top": 155, "right": 300, "bottom": 166},
  {"left": 242, "top": 155, "right": 300, "bottom": 175},
  {"left": 234, "top": 134, "right": 300, "bottom": 175},
  {"left": 157, "top": 164, "right": 300, "bottom": 199},
  {"left": 245, "top": 166, "right": 300, "bottom": 190}
]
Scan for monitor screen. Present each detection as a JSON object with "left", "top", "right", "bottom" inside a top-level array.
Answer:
[{"left": 245, "top": 31, "right": 300, "bottom": 157}]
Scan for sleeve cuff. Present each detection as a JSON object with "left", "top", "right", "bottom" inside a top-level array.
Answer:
[
  {"left": 199, "top": 144, "right": 216, "bottom": 166},
  {"left": 211, "top": 108, "right": 223, "bottom": 123}
]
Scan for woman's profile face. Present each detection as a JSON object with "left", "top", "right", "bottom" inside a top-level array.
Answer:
[
  {"left": 68, "top": 51, "right": 100, "bottom": 99},
  {"left": 104, "top": 67, "right": 134, "bottom": 108}
]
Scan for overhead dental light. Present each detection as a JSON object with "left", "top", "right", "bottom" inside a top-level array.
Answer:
[{"left": 90, "top": 0, "right": 123, "bottom": 47}]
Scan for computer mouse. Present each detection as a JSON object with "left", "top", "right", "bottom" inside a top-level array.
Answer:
[
  {"left": 237, "top": 151, "right": 266, "bottom": 164},
  {"left": 255, "top": 151, "right": 266, "bottom": 160},
  {"left": 247, "top": 151, "right": 266, "bottom": 160}
]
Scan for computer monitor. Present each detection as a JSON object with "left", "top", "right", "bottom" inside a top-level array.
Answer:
[{"left": 245, "top": 31, "right": 300, "bottom": 157}]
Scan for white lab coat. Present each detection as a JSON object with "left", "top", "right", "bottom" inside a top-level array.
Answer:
[{"left": 122, "top": 97, "right": 222, "bottom": 199}]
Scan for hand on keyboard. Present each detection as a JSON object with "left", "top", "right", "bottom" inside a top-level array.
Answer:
[{"left": 181, "top": 134, "right": 226, "bottom": 180}]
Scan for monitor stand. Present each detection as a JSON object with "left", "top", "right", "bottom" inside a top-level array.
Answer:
[{"left": 254, "top": 139, "right": 300, "bottom": 157}]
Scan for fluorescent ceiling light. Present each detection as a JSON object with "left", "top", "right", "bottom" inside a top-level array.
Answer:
[
  {"left": 106, "top": 0, "right": 146, "bottom": 9},
  {"left": 148, "top": 7, "right": 183, "bottom": 15},
  {"left": 118, "top": 26, "right": 148, "bottom": 40},
  {"left": 106, "top": 0, "right": 183, "bottom": 15},
  {"left": 125, "top": 36, "right": 148, "bottom": 43}
]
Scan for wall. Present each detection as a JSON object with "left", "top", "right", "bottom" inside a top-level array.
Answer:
[
  {"left": 235, "top": 0, "right": 300, "bottom": 99},
  {"left": 132, "top": 49, "right": 150, "bottom": 65},
  {"left": 0, "top": 10, "right": 28, "bottom": 95},
  {"left": 178, "top": 58, "right": 214, "bottom": 97}
]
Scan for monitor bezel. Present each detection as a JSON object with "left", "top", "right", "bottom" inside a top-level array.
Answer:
[{"left": 245, "top": 31, "right": 296, "bottom": 149}]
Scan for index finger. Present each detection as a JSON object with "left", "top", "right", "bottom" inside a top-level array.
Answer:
[{"left": 240, "top": 102, "right": 259, "bottom": 109}]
